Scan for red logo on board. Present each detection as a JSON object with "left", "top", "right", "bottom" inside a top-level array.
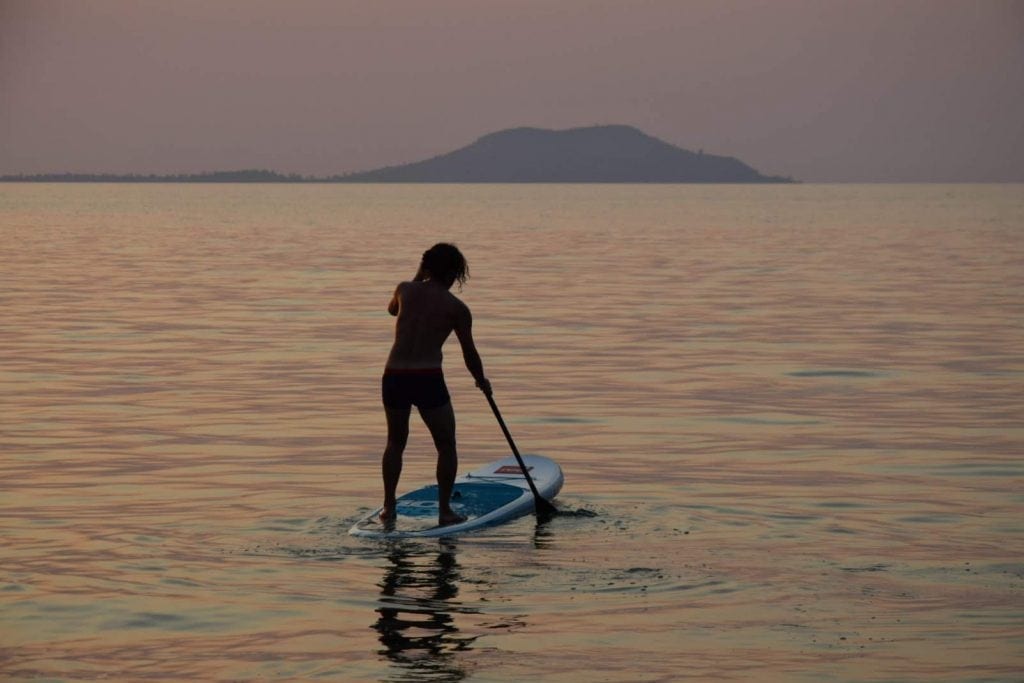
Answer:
[{"left": 494, "top": 465, "right": 531, "bottom": 474}]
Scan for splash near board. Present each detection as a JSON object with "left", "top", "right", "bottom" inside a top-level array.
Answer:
[{"left": 349, "top": 454, "right": 563, "bottom": 538}]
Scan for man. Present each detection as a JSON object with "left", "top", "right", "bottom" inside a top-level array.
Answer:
[{"left": 380, "top": 243, "right": 491, "bottom": 526}]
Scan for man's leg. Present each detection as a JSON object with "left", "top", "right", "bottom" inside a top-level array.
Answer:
[
  {"left": 381, "top": 406, "right": 410, "bottom": 522},
  {"left": 418, "top": 401, "right": 465, "bottom": 526}
]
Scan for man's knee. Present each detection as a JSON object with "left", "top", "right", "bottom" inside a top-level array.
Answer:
[
  {"left": 431, "top": 434, "right": 456, "bottom": 455},
  {"left": 385, "top": 434, "right": 408, "bottom": 454}
]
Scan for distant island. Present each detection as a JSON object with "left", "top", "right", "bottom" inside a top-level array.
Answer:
[{"left": 1, "top": 125, "right": 793, "bottom": 183}]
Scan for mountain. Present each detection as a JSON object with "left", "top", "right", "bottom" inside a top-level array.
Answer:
[{"left": 336, "top": 125, "right": 792, "bottom": 183}]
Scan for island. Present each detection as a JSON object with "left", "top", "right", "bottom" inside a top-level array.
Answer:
[
  {"left": 2, "top": 125, "right": 793, "bottom": 183},
  {"left": 334, "top": 125, "right": 791, "bottom": 183}
]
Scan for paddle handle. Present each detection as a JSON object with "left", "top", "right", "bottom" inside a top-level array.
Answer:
[{"left": 485, "top": 394, "right": 557, "bottom": 515}]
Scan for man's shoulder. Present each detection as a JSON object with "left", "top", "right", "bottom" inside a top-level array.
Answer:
[
  {"left": 445, "top": 291, "right": 471, "bottom": 317},
  {"left": 395, "top": 280, "right": 420, "bottom": 295}
]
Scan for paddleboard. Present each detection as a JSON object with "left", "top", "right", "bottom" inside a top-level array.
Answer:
[{"left": 349, "top": 454, "right": 563, "bottom": 538}]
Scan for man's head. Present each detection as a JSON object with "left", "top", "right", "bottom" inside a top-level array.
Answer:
[{"left": 420, "top": 243, "right": 469, "bottom": 289}]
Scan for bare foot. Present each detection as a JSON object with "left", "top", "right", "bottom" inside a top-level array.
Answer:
[
  {"left": 379, "top": 506, "right": 396, "bottom": 528},
  {"left": 438, "top": 510, "right": 467, "bottom": 527}
]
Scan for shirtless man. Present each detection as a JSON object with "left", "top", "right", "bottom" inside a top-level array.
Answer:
[{"left": 380, "top": 243, "right": 491, "bottom": 527}]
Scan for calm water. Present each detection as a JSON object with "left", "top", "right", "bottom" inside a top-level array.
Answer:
[{"left": 2, "top": 183, "right": 1022, "bottom": 681}]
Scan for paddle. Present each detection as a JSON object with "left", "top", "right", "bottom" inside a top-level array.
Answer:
[{"left": 485, "top": 393, "right": 559, "bottom": 518}]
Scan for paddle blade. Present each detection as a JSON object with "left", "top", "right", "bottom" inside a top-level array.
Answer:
[{"left": 534, "top": 495, "right": 559, "bottom": 519}]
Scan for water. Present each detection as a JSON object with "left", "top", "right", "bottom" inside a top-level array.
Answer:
[{"left": 2, "top": 183, "right": 1022, "bottom": 681}]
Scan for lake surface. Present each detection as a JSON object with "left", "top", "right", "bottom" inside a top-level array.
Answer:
[{"left": 2, "top": 183, "right": 1022, "bottom": 681}]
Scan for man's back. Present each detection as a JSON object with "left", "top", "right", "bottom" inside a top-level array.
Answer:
[{"left": 386, "top": 281, "right": 467, "bottom": 369}]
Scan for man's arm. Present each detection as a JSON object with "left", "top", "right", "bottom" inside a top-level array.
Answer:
[
  {"left": 454, "top": 303, "right": 491, "bottom": 395},
  {"left": 387, "top": 283, "right": 403, "bottom": 316}
]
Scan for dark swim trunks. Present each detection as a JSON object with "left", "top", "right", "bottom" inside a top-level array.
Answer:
[{"left": 381, "top": 368, "right": 451, "bottom": 410}]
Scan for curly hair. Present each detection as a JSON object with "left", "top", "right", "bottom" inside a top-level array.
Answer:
[{"left": 416, "top": 243, "right": 469, "bottom": 289}]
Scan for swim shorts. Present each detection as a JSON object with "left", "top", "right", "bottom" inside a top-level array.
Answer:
[{"left": 381, "top": 368, "right": 451, "bottom": 410}]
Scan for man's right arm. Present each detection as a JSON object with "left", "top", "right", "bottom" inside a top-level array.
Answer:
[{"left": 454, "top": 304, "right": 491, "bottom": 395}]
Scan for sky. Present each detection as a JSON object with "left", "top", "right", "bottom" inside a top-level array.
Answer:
[{"left": 1, "top": 0, "right": 1022, "bottom": 182}]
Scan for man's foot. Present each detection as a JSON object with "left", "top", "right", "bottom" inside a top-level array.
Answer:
[
  {"left": 379, "top": 505, "right": 396, "bottom": 528},
  {"left": 438, "top": 510, "right": 467, "bottom": 527}
]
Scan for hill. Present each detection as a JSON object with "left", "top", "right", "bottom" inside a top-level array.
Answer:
[{"left": 335, "top": 125, "right": 792, "bottom": 183}]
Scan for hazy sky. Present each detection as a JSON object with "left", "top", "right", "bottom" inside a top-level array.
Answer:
[{"left": 2, "top": 0, "right": 1022, "bottom": 181}]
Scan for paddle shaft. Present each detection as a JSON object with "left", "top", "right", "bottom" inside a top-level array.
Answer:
[{"left": 485, "top": 394, "right": 558, "bottom": 515}]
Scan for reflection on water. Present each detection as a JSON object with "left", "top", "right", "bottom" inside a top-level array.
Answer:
[{"left": 373, "top": 541, "right": 477, "bottom": 682}]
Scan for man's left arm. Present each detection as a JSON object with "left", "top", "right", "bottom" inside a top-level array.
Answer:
[{"left": 387, "top": 283, "right": 403, "bottom": 316}]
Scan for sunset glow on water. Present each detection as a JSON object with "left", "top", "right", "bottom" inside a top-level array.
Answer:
[{"left": 2, "top": 184, "right": 1022, "bottom": 681}]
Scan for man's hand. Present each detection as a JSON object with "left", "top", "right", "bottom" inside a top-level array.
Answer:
[{"left": 476, "top": 377, "right": 492, "bottom": 397}]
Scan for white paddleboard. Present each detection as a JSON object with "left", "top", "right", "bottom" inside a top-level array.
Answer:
[{"left": 349, "top": 454, "right": 563, "bottom": 538}]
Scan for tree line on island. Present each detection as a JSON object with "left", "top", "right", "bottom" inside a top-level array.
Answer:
[
  {"left": 0, "top": 170, "right": 308, "bottom": 183},
  {"left": 1, "top": 170, "right": 310, "bottom": 183},
  {"left": 2, "top": 125, "right": 794, "bottom": 183}
]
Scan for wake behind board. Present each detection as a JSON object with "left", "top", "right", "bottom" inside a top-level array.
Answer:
[{"left": 349, "top": 454, "right": 563, "bottom": 539}]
